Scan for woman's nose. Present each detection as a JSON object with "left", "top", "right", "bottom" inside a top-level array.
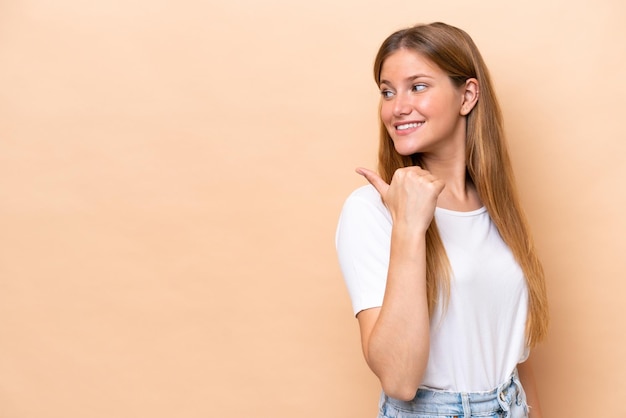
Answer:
[{"left": 392, "top": 93, "right": 412, "bottom": 116}]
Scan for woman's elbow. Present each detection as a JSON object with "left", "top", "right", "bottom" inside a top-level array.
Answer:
[{"left": 381, "top": 380, "right": 420, "bottom": 402}]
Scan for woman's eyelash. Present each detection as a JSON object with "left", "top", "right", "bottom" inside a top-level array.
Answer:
[{"left": 379, "top": 84, "right": 426, "bottom": 98}]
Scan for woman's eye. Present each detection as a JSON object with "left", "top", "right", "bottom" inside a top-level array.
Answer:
[
  {"left": 412, "top": 84, "right": 427, "bottom": 92},
  {"left": 380, "top": 90, "right": 394, "bottom": 99}
]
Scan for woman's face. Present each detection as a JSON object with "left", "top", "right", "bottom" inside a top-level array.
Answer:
[{"left": 378, "top": 48, "right": 469, "bottom": 157}]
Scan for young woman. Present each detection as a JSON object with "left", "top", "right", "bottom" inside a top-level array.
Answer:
[{"left": 336, "top": 22, "right": 549, "bottom": 418}]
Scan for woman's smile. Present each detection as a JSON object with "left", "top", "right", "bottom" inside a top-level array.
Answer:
[{"left": 395, "top": 121, "right": 424, "bottom": 134}]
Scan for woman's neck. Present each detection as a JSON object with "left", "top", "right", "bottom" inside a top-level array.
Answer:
[{"left": 421, "top": 154, "right": 482, "bottom": 212}]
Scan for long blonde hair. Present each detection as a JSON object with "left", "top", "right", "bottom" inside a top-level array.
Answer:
[{"left": 373, "top": 22, "right": 549, "bottom": 346}]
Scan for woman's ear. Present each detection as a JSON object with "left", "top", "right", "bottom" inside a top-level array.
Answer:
[{"left": 460, "top": 78, "right": 479, "bottom": 116}]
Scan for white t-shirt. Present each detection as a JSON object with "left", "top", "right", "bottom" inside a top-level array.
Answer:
[{"left": 335, "top": 185, "right": 529, "bottom": 392}]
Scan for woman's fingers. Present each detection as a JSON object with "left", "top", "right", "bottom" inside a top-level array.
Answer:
[
  {"left": 393, "top": 167, "right": 444, "bottom": 197},
  {"left": 356, "top": 166, "right": 445, "bottom": 230},
  {"left": 356, "top": 167, "right": 390, "bottom": 197}
]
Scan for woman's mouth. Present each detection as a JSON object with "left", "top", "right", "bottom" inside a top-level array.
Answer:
[{"left": 395, "top": 122, "right": 424, "bottom": 132}]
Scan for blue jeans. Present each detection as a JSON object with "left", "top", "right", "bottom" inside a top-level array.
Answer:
[{"left": 378, "top": 369, "right": 528, "bottom": 418}]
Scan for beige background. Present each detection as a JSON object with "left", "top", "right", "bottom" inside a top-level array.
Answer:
[{"left": 1, "top": 0, "right": 625, "bottom": 417}]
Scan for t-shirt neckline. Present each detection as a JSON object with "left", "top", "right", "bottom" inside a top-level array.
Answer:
[{"left": 435, "top": 206, "right": 487, "bottom": 217}]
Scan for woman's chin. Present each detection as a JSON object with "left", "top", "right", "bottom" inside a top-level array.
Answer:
[{"left": 393, "top": 145, "right": 419, "bottom": 156}]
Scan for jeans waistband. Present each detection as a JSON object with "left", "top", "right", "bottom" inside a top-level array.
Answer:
[{"left": 379, "top": 369, "right": 527, "bottom": 418}]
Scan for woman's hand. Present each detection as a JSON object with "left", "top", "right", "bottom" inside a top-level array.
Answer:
[{"left": 356, "top": 166, "right": 445, "bottom": 233}]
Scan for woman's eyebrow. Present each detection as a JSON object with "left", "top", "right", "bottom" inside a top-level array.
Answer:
[{"left": 379, "top": 74, "right": 434, "bottom": 86}]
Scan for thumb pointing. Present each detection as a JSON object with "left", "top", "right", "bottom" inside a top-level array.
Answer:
[{"left": 355, "top": 167, "right": 389, "bottom": 197}]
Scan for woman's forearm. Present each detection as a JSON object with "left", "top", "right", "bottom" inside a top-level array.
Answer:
[{"left": 362, "top": 225, "right": 431, "bottom": 400}]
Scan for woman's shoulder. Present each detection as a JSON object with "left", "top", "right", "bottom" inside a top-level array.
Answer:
[
  {"left": 336, "top": 184, "right": 392, "bottom": 253},
  {"left": 344, "top": 184, "right": 384, "bottom": 206},
  {"left": 339, "top": 184, "right": 390, "bottom": 222}
]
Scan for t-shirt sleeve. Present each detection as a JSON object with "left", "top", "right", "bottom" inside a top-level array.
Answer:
[{"left": 335, "top": 187, "right": 392, "bottom": 316}]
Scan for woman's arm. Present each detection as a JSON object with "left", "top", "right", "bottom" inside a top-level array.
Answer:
[
  {"left": 518, "top": 354, "right": 543, "bottom": 417},
  {"left": 356, "top": 228, "right": 430, "bottom": 401},
  {"left": 355, "top": 167, "right": 443, "bottom": 401}
]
